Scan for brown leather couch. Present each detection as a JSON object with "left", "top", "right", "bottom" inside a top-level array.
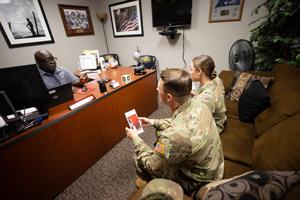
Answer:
[
  {"left": 219, "top": 63, "right": 300, "bottom": 199},
  {"left": 129, "top": 63, "right": 300, "bottom": 199}
]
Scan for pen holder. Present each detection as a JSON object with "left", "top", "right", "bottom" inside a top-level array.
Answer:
[{"left": 98, "top": 80, "right": 107, "bottom": 93}]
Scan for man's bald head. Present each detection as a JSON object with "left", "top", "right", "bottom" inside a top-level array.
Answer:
[{"left": 34, "top": 50, "right": 57, "bottom": 74}]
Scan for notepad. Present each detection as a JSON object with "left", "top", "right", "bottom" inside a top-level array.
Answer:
[{"left": 68, "top": 95, "right": 95, "bottom": 110}]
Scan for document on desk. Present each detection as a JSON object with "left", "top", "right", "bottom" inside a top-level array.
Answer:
[
  {"left": 86, "top": 70, "right": 101, "bottom": 80},
  {"left": 79, "top": 54, "right": 98, "bottom": 70}
]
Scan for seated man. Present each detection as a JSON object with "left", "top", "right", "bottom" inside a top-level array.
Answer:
[
  {"left": 125, "top": 68, "right": 224, "bottom": 195},
  {"left": 34, "top": 50, "right": 87, "bottom": 89}
]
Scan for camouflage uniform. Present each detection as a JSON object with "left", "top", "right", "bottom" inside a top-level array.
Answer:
[
  {"left": 194, "top": 77, "right": 227, "bottom": 133},
  {"left": 132, "top": 98, "right": 224, "bottom": 195}
]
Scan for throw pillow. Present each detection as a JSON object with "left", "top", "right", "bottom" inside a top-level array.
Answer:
[
  {"left": 238, "top": 80, "right": 270, "bottom": 123},
  {"left": 193, "top": 171, "right": 300, "bottom": 200},
  {"left": 228, "top": 72, "right": 273, "bottom": 101}
]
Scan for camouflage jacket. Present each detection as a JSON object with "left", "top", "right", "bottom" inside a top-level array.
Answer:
[
  {"left": 132, "top": 98, "right": 224, "bottom": 192},
  {"left": 194, "top": 77, "right": 227, "bottom": 133}
]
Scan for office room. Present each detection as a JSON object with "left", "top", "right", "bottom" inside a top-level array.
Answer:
[{"left": 1, "top": 0, "right": 299, "bottom": 199}]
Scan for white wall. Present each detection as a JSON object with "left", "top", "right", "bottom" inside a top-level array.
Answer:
[
  {"left": 98, "top": 0, "right": 265, "bottom": 73},
  {"left": 0, "top": 0, "right": 265, "bottom": 73},
  {"left": 0, "top": 0, "right": 107, "bottom": 71}
]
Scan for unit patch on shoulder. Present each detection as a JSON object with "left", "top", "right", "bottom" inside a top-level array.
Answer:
[{"left": 154, "top": 142, "right": 171, "bottom": 158}]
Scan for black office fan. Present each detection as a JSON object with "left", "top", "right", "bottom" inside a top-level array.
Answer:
[{"left": 229, "top": 39, "right": 255, "bottom": 71}]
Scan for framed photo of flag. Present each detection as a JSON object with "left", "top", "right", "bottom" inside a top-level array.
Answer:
[
  {"left": 109, "top": 0, "right": 143, "bottom": 37},
  {"left": 209, "top": 0, "right": 244, "bottom": 23}
]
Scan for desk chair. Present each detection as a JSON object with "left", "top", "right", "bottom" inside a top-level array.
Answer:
[
  {"left": 100, "top": 54, "right": 120, "bottom": 65},
  {"left": 138, "top": 55, "right": 157, "bottom": 70}
]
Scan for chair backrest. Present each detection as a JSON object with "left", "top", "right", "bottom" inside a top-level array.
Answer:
[
  {"left": 138, "top": 55, "right": 157, "bottom": 70},
  {"left": 100, "top": 54, "right": 120, "bottom": 65}
]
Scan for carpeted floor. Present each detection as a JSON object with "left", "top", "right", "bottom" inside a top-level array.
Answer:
[{"left": 55, "top": 104, "right": 171, "bottom": 200}]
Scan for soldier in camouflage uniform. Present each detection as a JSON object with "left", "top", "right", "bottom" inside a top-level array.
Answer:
[
  {"left": 190, "top": 55, "right": 227, "bottom": 133},
  {"left": 126, "top": 68, "right": 224, "bottom": 195}
]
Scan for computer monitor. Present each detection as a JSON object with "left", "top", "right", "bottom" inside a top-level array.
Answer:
[
  {"left": 0, "top": 91, "right": 21, "bottom": 123},
  {"left": 0, "top": 64, "right": 50, "bottom": 115}
]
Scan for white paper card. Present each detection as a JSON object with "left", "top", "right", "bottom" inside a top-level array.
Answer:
[
  {"left": 124, "top": 109, "right": 144, "bottom": 134},
  {"left": 79, "top": 54, "right": 98, "bottom": 70}
]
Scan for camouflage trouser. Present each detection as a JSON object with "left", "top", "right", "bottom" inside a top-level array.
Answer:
[{"left": 134, "top": 157, "right": 207, "bottom": 196}]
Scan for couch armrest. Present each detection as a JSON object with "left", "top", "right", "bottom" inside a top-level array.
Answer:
[{"left": 218, "top": 71, "right": 235, "bottom": 94}]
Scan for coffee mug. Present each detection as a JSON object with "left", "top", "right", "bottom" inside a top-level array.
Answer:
[{"left": 98, "top": 80, "right": 107, "bottom": 93}]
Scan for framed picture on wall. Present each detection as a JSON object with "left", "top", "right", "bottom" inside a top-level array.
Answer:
[
  {"left": 209, "top": 0, "right": 245, "bottom": 23},
  {"left": 109, "top": 0, "right": 143, "bottom": 37},
  {"left": 0, "top": 0, "right": 54, "bottom": 48},
  {"left": 58, "top": 4, "right": 94, "bottom": 36}
]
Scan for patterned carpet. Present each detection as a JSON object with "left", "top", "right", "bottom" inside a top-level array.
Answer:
[{"left": 55, "top": 104, "right": 171, "bottom": 200}]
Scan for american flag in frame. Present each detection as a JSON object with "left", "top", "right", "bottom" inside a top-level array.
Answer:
[{"left": 109, "top": 0, "right": 144, "bottom": 37}]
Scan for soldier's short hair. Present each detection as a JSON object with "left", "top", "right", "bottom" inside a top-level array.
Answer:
[
  {"left": 140, "top": 178, "right": 184, "bottom": 200},
  {"left": 140, "top": 192, "right": 174, "bottom": 200},
  {"left": 160, "top": 68, "right": 192, "bottom": 104}
]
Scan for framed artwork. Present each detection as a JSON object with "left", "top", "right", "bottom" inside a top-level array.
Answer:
[
  {"left": 209, "top": 0, "right": 244, "bottom": 23},
  {"left": 0, "top": 0, "right": 54, "bottom": 48},
  {"left": 58, "top": 4, "right": 94, "bottom": 36},
  {"left": 109, "top": 0, "right": 143, "bottom": 37}
]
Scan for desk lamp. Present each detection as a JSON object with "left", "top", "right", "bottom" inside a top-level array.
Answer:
[{"left": 96, "top": 12, "right": 109, "bottom": 54}]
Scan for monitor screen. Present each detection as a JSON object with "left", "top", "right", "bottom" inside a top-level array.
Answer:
[
  {"left": 151, "top": 0, "right": 192, "bottom": 27},
  {"left": 0, "top": 64, "right": 50, "bottom": 114},
  {"left": 0, "top": 91, "right": 21, "bottom": 123}
]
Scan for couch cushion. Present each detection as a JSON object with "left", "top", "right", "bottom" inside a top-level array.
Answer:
[
  {"left": 196, "top": 171, "right": 300, "bottom": 200},
  {"left": 238, "top": 80, "right": 270, "bottom": 123},
  {"left": 223, "top": 159, "right": 251, "bottom": 179},
  {"left": 268, "top": 64, "right": 300, "bottom": 98},
  {"left": 225, "top": 98, "right": 239, "bottom": 119},
  {"left": 221, "top": 118, "right": 255, "bottom": 166},
  {"left": 268, "top": 77, "right": 300, "bottom": 99},
  {"left": 218, "top": 71, "right": 235, "bottom": 94},
  {"left": 228, "top": 72, "right": 273, "bottom": 101},
  {"left": 253, "top": 113, "right": 300, "bottom": 170},
  {"left": 272, "top": 63, "right": 300, "bottom": 80},
  {"left": 254, "top": 88, "right": 300, "bottom": 137}
]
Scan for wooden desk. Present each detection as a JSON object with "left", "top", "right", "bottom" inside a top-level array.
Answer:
[{"left": 0, "top": 67, "right": 158, "bottom": 199}]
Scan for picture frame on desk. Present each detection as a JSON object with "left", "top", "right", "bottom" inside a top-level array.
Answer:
[
  {"left": 0, "top": 0, "right": 54, "bottom": 48},
  {"left": 58, "top": 4, "right": 94, "bottom": 36},
  {"left": 109, "top": 0, "right": 144, "bottom": 37},
  {"left": 209, "top": 0, "right": 244, "bottom": 23}
]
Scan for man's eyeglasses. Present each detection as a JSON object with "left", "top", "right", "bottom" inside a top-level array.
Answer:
[{"left": 41, "top": 57, "right": 57, "bottom": 63}]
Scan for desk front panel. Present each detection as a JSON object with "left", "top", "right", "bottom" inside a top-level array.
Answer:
[{"left": 0, "top": 68, "right": 158, "bottom": 199}]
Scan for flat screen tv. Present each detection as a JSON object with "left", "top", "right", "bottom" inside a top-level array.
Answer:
[{"left": 151, "top": 0, "right": 192, "bottom": 27}]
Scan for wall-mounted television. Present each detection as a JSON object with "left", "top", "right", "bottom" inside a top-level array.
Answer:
[{"left": 151, "top": 0, "right": 192, "bottom": 27}]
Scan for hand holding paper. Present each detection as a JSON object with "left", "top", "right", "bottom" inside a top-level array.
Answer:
[
  {"left": 125, "top": 127, "right": 139, "bottom": 141},
  {"left": 138, "top": 117, "right": 154, "bottom": 126},
  {"left": 124, "top": 109, "right": 144, "bottom": 134}
]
